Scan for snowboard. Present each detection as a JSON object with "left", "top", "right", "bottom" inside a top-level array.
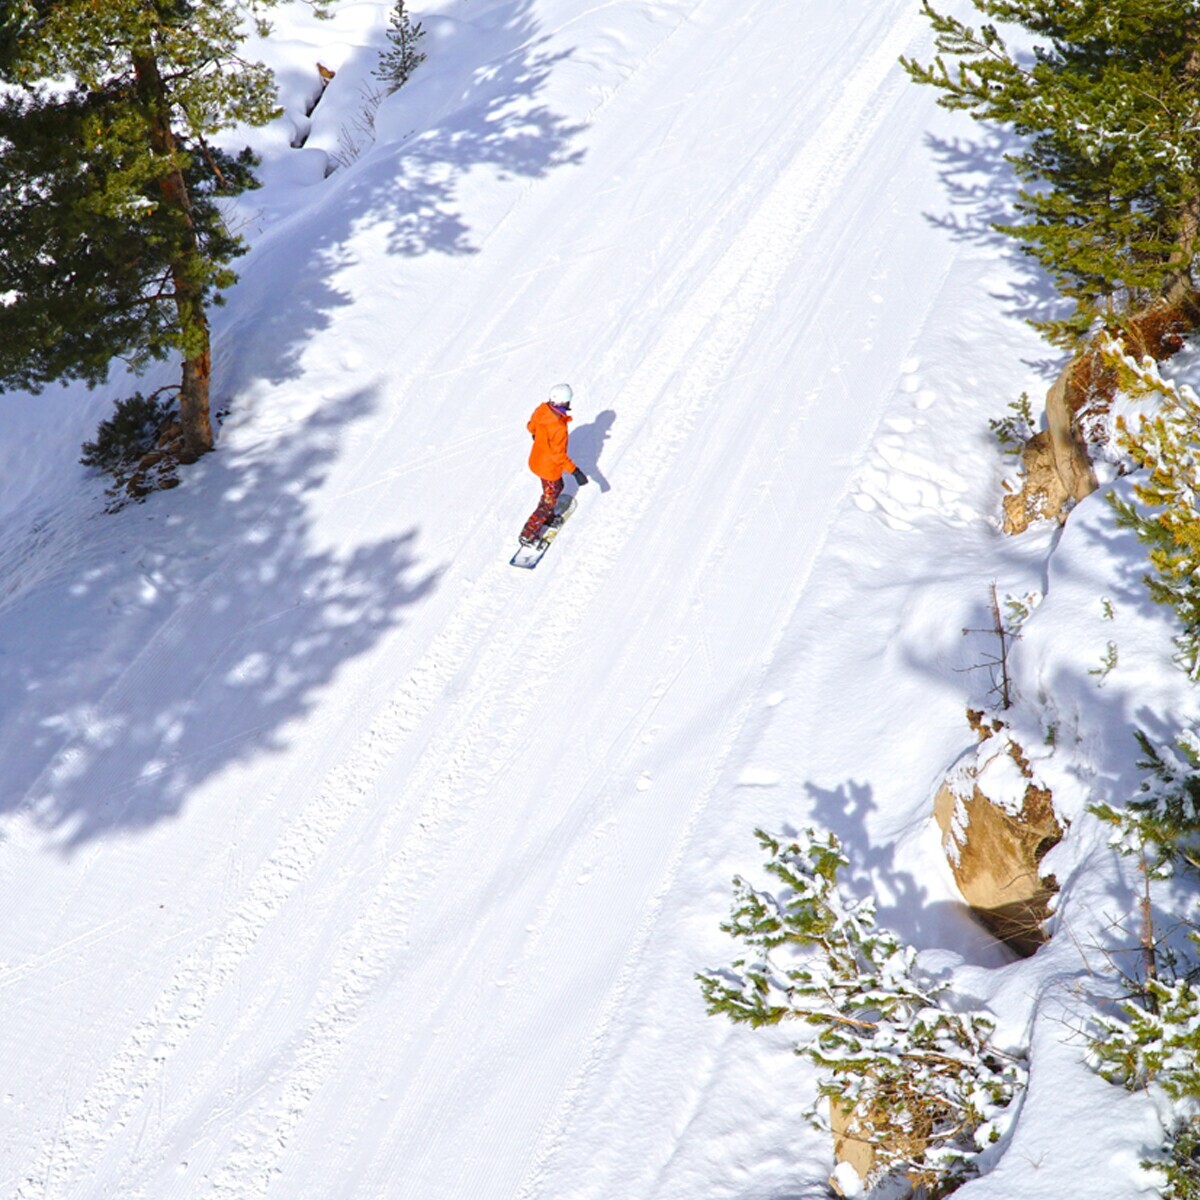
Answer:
[{"left": 510, "top": 494, "right": 577, "bottom": 569}]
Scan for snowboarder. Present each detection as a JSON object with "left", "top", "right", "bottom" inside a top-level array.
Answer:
[{"left": 520, "top": 384, "right": 588, "bottom": 545}]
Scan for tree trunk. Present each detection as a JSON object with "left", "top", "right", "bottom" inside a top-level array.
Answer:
[
  {"left": 1163, "top": 194, "right": 1200, "bottom": 323},
  {"left": 134, "top": 47, "right": 213, "bottom": 462},
  {"left": 1163, "top": 42, "right": 1200, "bottom": 319},
  {"left": 178, "top": 344, "right": 212, "bottom": 462}
]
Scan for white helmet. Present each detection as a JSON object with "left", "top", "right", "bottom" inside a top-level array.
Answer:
[{"left": 548, "top": 383, "right": 573, "bottom": 411}]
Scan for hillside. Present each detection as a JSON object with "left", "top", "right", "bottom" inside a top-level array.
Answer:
[{"left": 0, "top": 1, "right": 1182, "bottom": 1197}]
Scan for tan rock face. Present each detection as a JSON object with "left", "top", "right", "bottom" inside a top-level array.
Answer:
[
  {"left": 934, "top": 728, "right": 1062, "bottom": 956},
  {"left": 1002, "top": 298, "right": 1200, "bottom": 537},
  {"left": 828, "top": 1085, "right": 953, "bottom": 1196},
  {"left": 1044, "top": 367, "right": 1098, "bottom": 507},
  {"left": 829, "top": 1097, "right": 874, "bottom": 1196},
  {"left": 1001, "top": 430, "right": 1071, "bottom": 535}
]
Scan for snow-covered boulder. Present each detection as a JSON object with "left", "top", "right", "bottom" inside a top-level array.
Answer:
[{"left": 934, "top": 716, "right": 1063, "bottom": 955}]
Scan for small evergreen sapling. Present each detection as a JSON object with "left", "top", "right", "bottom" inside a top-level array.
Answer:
[
  {"left": 79, "top": 391, "right": 177, "bottom": 479},
  {"left": 697, "top": 828, "right": 1024, "bottom": 1195},
  {"left": 989, "top": 393, "right": 1035, "bottom": 456},
  {"left": 1161, "top": 1120, "right": 1200, "bottom": 1200},
  {"left": 1093, "top": 730, "right": 1200, "bottom": 892},
  {"left": 1088, "top": 641, "right": 1119, "bottom": 686},
  {"left": 375, "top": 0, "right": 426, "bottom": 94},
  {"left": 79, "top": 390, "right": 182, "bottom": 510}
]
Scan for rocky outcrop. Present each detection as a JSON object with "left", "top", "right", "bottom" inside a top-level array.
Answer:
[
  {"left": 1001, "top": 358, "right": 1097, "bottom": 534},
  {"left": 121, "top": 422, "right": 183, "bottom": 505},
  {"left": 1043, "top": 365, "right": 1099, "bottom": 509},
  {"left": 934, "top": 714, "right": 1062, "bottom": 955},
  {"left": 1001, "top": 429, "right": 1071, "bottom": 535},
  {"left": 1004, "top": 297, "right": 1200, "bottom": 535}
]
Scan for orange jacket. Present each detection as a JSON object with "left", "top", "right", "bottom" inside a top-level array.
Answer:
[{"left": 527, "top": 402, "right": 577, "bottom": 479}]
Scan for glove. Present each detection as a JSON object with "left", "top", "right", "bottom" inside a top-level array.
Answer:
[{"left": 572, "top": 467, "right": 589, "bottom": 486}]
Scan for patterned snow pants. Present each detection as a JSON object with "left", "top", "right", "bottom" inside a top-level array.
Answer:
[{"left": 521, "top": 476, "right": 563, "bottom": 541}]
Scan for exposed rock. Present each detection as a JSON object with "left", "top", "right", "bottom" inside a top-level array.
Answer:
[
  {"left": 934, "top": 724, "right": 1062, "bottom": 956},
  {"left": 1001, "top": 430, "right": 1072, "bottom": 535},
  {"left": 1044, "top": 365, "right": 1098, "bottom": 508},
  {"left": 829, "top": 1087, "right": 949, "bottom": 1197},
  {"left": 829, "top": 1098, "right": 874, "bottom": 1196},
  {"left": 110, "top": 426, "right": 183, "bottom": 509},
  {"left": 1004, "top": 297, "right": 1200, "bottom": 536},
  {"left": 155, "top": 422, "right": 182, "bottom": 448},
  {"left": 966, "top": 708, "right": 1003, "bottom": 741}
]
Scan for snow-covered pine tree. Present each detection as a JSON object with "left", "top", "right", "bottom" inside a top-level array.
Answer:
[
  {"left": 697, "top": 828, "right": 1024, "bottom": 1195},
  {"left": 1090, "top": 731, "right": 1200, "bottom": 1197},
  {"left": 1094, "top": 729, "right": 1200, "bottom": 876},
  {"left": 0, "top": 1, "right": 322, "bottom": 461},
  {"left": 374, "top": 0, "right": 426, "bottom": 94},
  {"left": 903, "top": 1, "right": 1200, "bottom": 346},
  {"left": 1100, "top": 339, "right": 1200, "bottom": 677}
]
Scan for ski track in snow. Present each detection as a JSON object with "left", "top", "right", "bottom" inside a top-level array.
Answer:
[
  {"left": 509, "top": 10, "right": 931, "bottom": 1195},
  {"left": 5, "top": 3, "right": 958, "bottom": 1198},
  {"left": 211, "top": 7, "right": 926, "bottom": 1198}
]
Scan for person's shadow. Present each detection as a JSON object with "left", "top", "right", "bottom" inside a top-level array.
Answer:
[{"left": 569, "top": 409, "right": 615, "bottom": 493}]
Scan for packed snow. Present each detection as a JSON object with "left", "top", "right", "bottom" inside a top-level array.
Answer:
[{"left": 1, "top": 1, "right": 1194, "bottom": 1197}]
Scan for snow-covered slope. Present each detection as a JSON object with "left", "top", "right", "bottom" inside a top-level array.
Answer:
[{"left": 0, "top": 2, "right": 1171, "bottom": 1197}]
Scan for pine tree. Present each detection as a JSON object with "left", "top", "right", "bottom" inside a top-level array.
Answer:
[
  {"left": 697, "top": 828, "right": 1024, "bottom": 1194},
  {"left": 1090, "top": 733, "right": 1200, "bottom": 1197},
  {"left": 903, "top": 1, "right": 1200, "bottom": 345},
  {"left": 1101, "top": 337, "right": 1200, "bottom": 677},
  {"left": 374, "top": 0, "right": 425, "bottom": 94},
  {"left": 0, "top": 1, "right": 320, "bottom": 461}
]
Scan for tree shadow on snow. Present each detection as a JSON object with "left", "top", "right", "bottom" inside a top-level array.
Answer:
[
  {"left": 0, "top": 0, "right": 590, "bottom": 849},
  {"left": 801, "top": 779, "right": 1013, "bottom": 968},
  {"left": 1068, "top": 479, "right": 1157, "bottom": 609},
  {"left": 220, "top": 0, "right": 588, "bottom": 394},
  {"left": 0, "top": 385, "right": 441, "bottom": 849},
  {"left": 922, "top": 125, "right": 1071, "bottom": 378}
]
